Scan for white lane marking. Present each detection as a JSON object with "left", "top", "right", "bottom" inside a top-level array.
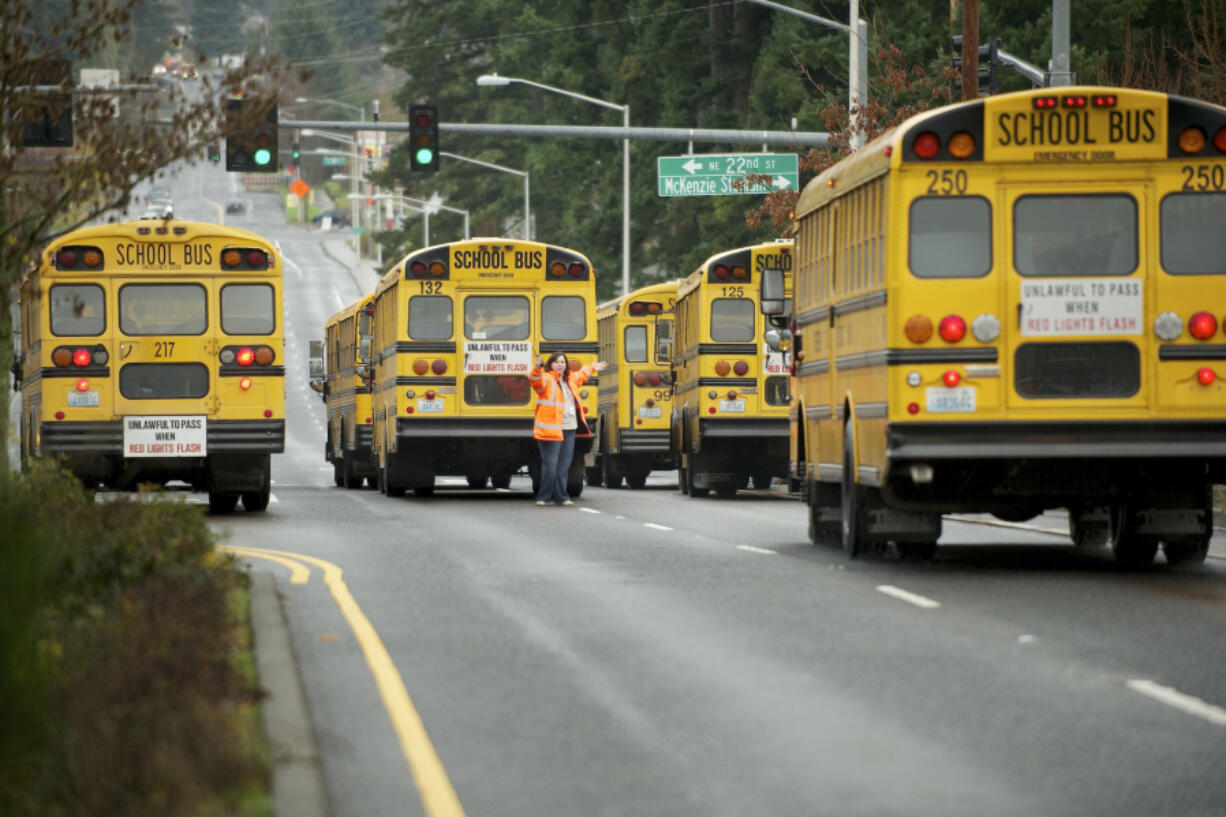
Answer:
[
  {"left": 1127, "top": 679, "right": 1226, "bottom": 727},
  {"left": 579, "top": 507, "right": 601, "bottom": 515},
  {"left": 644, "top": 522, "right": 672, "bottom": 531},
  {"left": 876, "top": 584, "right": 942, "bottom": 609},
  {"left": 737, "top": 545, "right": 777, "bottom": 555},
  {"left": 281, "top": 251, "right": 304, "bottom": 281}
]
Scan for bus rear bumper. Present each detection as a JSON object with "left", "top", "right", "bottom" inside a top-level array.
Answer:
[
  {"left": 887, "top": 420, "right": 1226, "bottom": 461},
  {"left": 41, "top": 419, "right": 286, "bottom": 454}
]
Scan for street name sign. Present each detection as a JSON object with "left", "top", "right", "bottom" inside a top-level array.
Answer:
[{"left": 657, "top": 153, "right": 799, "bottom": 197}]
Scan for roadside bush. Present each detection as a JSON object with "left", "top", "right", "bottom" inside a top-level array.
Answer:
[{"left": 0, "top": 461, "right": 267, "bottom": 816}]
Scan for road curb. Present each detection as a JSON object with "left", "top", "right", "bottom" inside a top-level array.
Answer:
[{"left": 249, "top": 570, "right": 330, "bottom": 817}]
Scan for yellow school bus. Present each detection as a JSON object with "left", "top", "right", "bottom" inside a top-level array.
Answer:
[
  {"left": 314, "top": 293, "right": 375, "bottom": 489},
  {"left": 370, "top": 238, "right": 599, "bottom": 497},
  {"left": 16, "top": 219, "right": 284, "bottom": 513},
  {"left": 671, "top": 239, "right": 794, "bottom": 498},
  {"left": 586, "top": 279, "right": 681, "bottom": 488},
  {"left": 789, "top": 86, "right": 1226, "bottom": 564}
]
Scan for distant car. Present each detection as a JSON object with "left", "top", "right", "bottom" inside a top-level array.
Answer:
[
  {"left": 144, "top": 199, "right": 173, "bottom": 218},
  {"left": 311, "top": 208, "right": 352, "bottom": 229},
  {"left": 139, "top": 206, "right": 168, "bottom": 220},
  {"left": 225, "top": 200, "right": 245, "bottom": 215}
]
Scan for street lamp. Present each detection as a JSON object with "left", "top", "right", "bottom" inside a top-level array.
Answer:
[
  {"left": 440, "top": 151, "right": 530, "bottom": 240},
  {"left": 476, "top": 73, "right": 630, "bottom": 297}
]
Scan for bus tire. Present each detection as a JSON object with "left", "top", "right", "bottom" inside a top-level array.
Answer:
[
  {"left": 751, "top": 470, "right": 772, "bottom": 490},
  {"left": 688, "top": 463, "right": 709, "bottom": 499},
  {"left": 1163, "top": 538, "right": 1209, "bottom": 566},
  {"left": 466, "top": 475, "right": 489, "bottom": 489},
  {"left": 491, "top": 474, "right": 512, "bottom": 490},
  {"left": 841, "top": 422, "right": 868, "bottom": 558},
  {"left": 1110, "top": 503, "right": 1158, "bottom": 566},
  {"left": 242, "top": 489, "right": 270, "bottom": 512},
  {"left": 343, "top": 456, "right": 363, "bottom": 489},
  {"left": 627, "top": 474, "right": 647, "bottom": 490},
  {"left": 413, "top": 486, "right": 434, "bottom": 497},
  {"left": 333, "top": 460, "right": 344, "bottom": 487},
  {"left": 208, "top": 491, "right": 239, "bottom": 515},
  {"left": 585, "top": 466, "right": 602, "bottom": 487}
]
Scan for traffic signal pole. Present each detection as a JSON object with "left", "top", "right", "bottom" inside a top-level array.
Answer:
[{"left": 961, "top": 0, "right": 979, "bottom": 100}]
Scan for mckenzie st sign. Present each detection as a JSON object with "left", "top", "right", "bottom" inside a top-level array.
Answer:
[{"left": 657, "top": 152, "right": 799, "bottom": 197}]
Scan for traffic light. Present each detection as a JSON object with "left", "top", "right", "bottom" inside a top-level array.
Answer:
[
  {"left": 951, "top": 36, "right": 1000, "bottom": 97},
  {"left": 225, "top": 98, "right": 279, "bottom": 173},
  {"left": 207, "top": 143, "right": 221, "bottom": 163},
  {"left": 291, "top": 140, "right": 300, "bottom": 170},
  {"left": 18, "top": 59, "right": 73, "bottom": 147},
  {"left": 409, "top": 104, "right": 439, "bottom": 172}
]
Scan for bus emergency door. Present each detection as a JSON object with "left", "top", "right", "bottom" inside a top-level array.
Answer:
[{"left": 1003, "top": 182, "right": 1151, "bottom": 412}]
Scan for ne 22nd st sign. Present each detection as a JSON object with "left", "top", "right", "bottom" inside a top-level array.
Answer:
[{"left": 657, "top": 153, "right": 799, "bottom": 197}]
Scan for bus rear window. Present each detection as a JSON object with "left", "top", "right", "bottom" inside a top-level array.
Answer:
[
  {"left": 119, "top": 363, "right": 209, "bottom": 399},
  {"left": 465, "top": 296, "right": 528, "bottom": 340},
  {"left": 909, "top": 197, "right": 991, "bottom": 278},
  {"left": 1014, "top": 194, "right": 1136, "bottom": 276},
  {"left": 464, "top": 375, "right": 530, "bottom": 406},
  {"left": 409, "top": 295, "right": 453, "bottom": 339},
  {"left": 50, "top": 284, "right": 104, "bottom": 336},
  {"left": 120, "top": 284, "right": 206, "bottom": 335},
  {"left": 542, "top": 296, "right": 586, "bottom": 340},
  {"left": 710, "top": 299, "right": 754, "bottom": 341},
  {"left": 1161, "top": 192, "right": 1226, "bottom": 274},
  {"left": 221, "top": 284, "right": 274, "bottom": 334},
  {"left": 624, "top": 325, "right": 647, "bottom": 363}
]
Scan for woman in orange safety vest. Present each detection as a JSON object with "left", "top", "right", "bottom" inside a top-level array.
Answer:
[{"left": 529, "top": 351, "right": 607, "bottom": 505}]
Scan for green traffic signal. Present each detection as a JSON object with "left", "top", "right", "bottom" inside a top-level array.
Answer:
[
  {"left": 415, "top": 147, "right": 434, "bottom": 165},
  {"left": 254, "top": 148, "right": 272, "bottom": 166}
]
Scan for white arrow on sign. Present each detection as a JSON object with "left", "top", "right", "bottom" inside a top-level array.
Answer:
[
  {"left": 772, "top": 176, "right": 792, "bottom": 190},
  {"left": 682, "top": 159, "right": 703, "bottom": 174}
]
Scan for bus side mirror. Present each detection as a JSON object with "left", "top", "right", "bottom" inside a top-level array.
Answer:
[
  {"left": 308, "top": 378, "right": 324, "bottom": 395},
  {"left": 308, "top": 339, "right": 324, "bottom": 379},
  {"left": 764, "top": 328, "right": 792, "bottom": 353},
  {"left": 760, "top": 268, "right": 786, "bottom": 316}
]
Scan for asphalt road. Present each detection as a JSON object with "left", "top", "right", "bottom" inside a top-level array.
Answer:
[{"left": 20, "top": 161, "right": 1226, "bottom": 817}]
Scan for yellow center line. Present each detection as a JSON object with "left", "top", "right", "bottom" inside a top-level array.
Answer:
[
  {"left": 225, "top": 545, "right": 467, "bottom": 817},
  {"left": 222, "top": 545, "right": 312, "bottom": 584}
]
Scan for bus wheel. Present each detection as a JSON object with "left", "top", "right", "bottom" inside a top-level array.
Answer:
[
  {"left": 585, "top": 465, "right": 602, "bottom": 487},
  {"left": 751, "top": 470, "right": 772, "bottom": 490},
  {"left": 491, "top": 474, "right": 512, "bottom": 490},
  {"left": 677, "top": 465, "right": 688, "bottom": 495},
  {"left": 242, "top": 490, "right": 270, "bottom": 512},
  {"left": 333, "top": 460, "right": 344, "bottom": 487},
  {"left": 343, "top": 457, "right": 363, "bottom": 489},
  {"left": 627, "top": 474, "right": 647, "bottom": 490},
  {"left": 603, "top": 451, "right": 622, "bottom": 489},
  {"left": 897, "top": 540, "right": 938, "bottom": 561},
  {"left": 466, "top": 475, "right": 489, "bottom": 489},
  {"left": 208, "top": 492, "right": 239, "bottom": 515},
  {"left": 413, "top": 486, "right": 434, "bottom": 497},
  {"left": 715, "top": 483, "right": 737, "bottom": 499},
  {"left": 841, "top": 424, "right": 868, "bottom": 558},
  {"left": 1110, "top": 503, "right": 1158, "bottom": 566},
  {"left": 567, "top": 481, "right": 584, "bottom": 498},
  {"left": 1163, "top": 538, "right": 1209, "bottom": 566}
]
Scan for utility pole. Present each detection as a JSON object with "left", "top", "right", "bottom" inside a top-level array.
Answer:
[{"left": 961, "top": 0, "right": 979, "bottom": 100}]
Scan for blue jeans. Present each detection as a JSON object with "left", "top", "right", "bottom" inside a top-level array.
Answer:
[{"left": 536, "top": 429, "right": 576, "bottom": 503}]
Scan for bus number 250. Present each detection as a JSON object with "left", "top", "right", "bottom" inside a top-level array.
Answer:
[{"left": 925, "top": 169, "right": 969, "bottom": 195}]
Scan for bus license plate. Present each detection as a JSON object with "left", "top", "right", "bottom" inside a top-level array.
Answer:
[
  {"left": 719, "top": 399, "right": 746, "bottom": 413},
  {"left": 638, "top": 406, "right": 662, "bottom": 418},
  {"left": 925, "top": 386, "right": 976, "bottom": 413},
  {"left": 68, "top": 390, "right": 99, "bottom": 407},
  {"left": 417, "top": 398, "right": 444, "bottom": 413}
]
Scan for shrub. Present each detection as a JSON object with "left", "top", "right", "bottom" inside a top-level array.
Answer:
[{"left": 0, "top": 462, "right": 267, "bottom": 816}]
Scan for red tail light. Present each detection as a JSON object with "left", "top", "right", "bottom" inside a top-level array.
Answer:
[
  {"left": 236, "top": 347, "right": 255, "bottom": 365},
  {"left": 943, "top": 370, "right": 962, "bottom": 387},
  {"left": 1198, "top": 367, "right": 1216, "bottom": 385},
  {"left": 72, "top": 348, "right": 92, "bottom": 367},
  {"left": 913, "top": 132, "right": 940, "bottom": 159},
  {"left": 647, "top": 372, "right": 661, "bottom": 386},
  {"left": 75, "top": 378, "right": 90, "bottom": 391},
  {"left": 1189, "top": 312, "right": 1217, "bottom": 340},
  {"left": 713, "top": 264, "right": 729, "bottom": 279},
  {"left": 431, "top": 359, "right": 447, "bottom": 375},
  {"left": 239, "top": 377, "right": 253, "bottom": 390},
  {"left": 938, "top": 315, "right": 967, "bottom": 343},
  {"left": 733, "top": 360, "right": 749, "bottom": 376}
]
